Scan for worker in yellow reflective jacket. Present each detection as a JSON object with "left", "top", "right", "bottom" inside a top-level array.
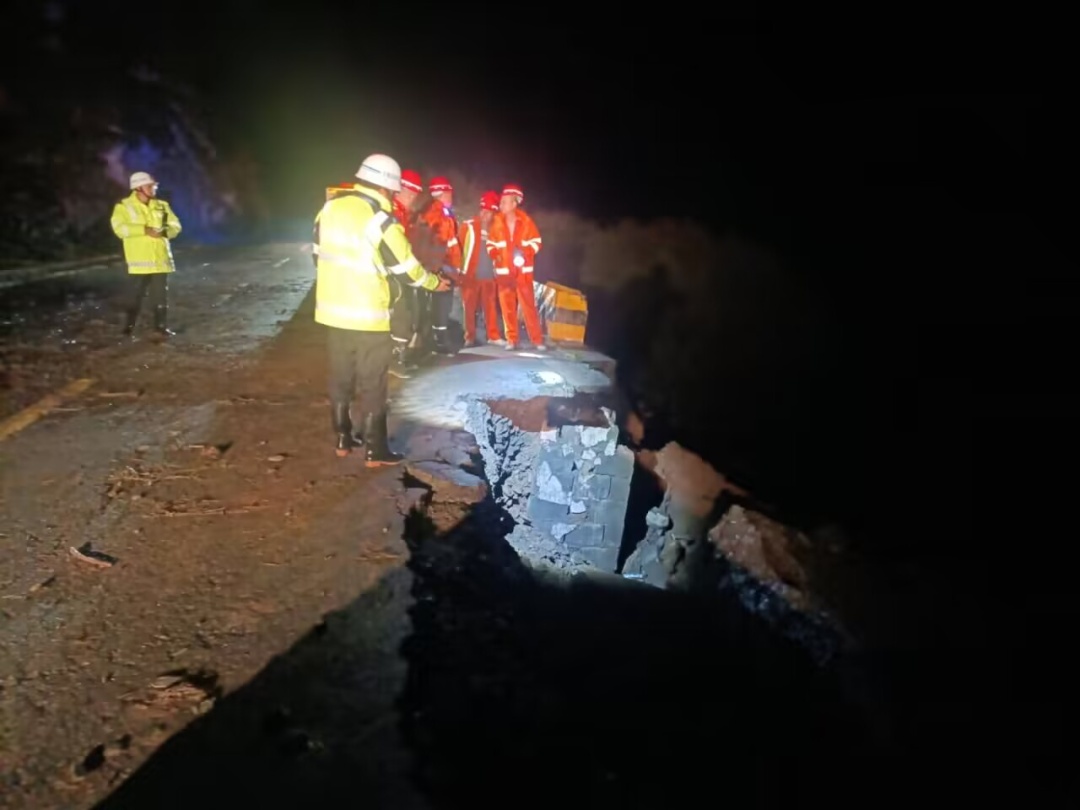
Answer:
[
  {"left": 313, "top": 153, "right": 449, "bottom": 464},
  {"left": 110, "top": 171, "right": 182, "bottom": 337}
]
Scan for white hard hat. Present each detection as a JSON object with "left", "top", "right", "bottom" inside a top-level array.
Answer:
[
  {"left": 129, "top": 171, "right": 157, "bottom": 190},
  {"left": 356, "top": 154, "right": 402, "bottom": 192}
]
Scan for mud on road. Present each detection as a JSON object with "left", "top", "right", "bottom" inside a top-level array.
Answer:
[
  {"left": 0, "top": 245, "right": 438, "bottom": 807},
  {"left": 1, "top": 244, "right": 879, "bottom": 809}
]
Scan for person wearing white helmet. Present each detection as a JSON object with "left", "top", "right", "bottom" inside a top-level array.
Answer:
[
  {"left": 110, "top": 171, "right": 183, "bottom": 336},
  {"left": 313, "top": 153, "right": 450, "bottom": 464}
]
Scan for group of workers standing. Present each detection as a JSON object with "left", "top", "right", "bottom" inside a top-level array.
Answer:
[
  {"left": 314, "top": 153, "right": 546, "bottom": 465},
  {"left": 108, "top": 154, "right": 545, "bottom": 467}
]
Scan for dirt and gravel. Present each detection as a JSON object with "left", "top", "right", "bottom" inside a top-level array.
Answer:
[{"left": 1, "top": 246, "right": 881, "bottom": 809}]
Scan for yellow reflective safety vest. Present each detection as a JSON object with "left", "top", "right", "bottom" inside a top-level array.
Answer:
[
  {"left": 110, "top": 192, "right": 182, "bottom": 274},
  {"left": 313, "top": 183, "right": 439, "bottom": 332}
]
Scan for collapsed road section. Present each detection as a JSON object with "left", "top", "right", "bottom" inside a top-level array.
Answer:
[
  {"left": 394, "top": 344, "right": 630, "bottom": 573},
  {"left": 394, "top": 343, "right": 847, "bottom": 661}
]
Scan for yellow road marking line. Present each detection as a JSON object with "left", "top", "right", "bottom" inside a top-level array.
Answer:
[{"left": 0, "top": 378, "right": 95, "bottom": 442}]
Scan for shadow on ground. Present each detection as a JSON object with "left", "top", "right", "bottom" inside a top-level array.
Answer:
[{"left": 96, "top": 496, "right": 881, "bottom": 809}]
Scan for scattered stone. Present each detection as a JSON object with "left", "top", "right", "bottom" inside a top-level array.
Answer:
[
  {"left": 73, "top": 744, "right": 106, "bottom": 777},
  {"left": 405, "top": 461, "right": 487, "bottom": 504},
  {"left": 709, "top": 505, "right": 809, "bottom": 604},
  {"left": 28, "top": 574, "right": 57, "bottom": 593},
  {"left": 645, "top": 508, "right": 670, "bottom": 528},
  {"left": 150, "top": 674, "right": 184, "bottom": 690},
  {"left": 266, "top": 453, "right": 287, "bottom": 463},
  {"left": 69, "top": 542, "right": 117, "bottom": 568}
]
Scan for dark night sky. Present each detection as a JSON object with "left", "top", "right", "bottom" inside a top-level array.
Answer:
[{"left": 3, "top": 3, "right": 1077, "bottom": 319}]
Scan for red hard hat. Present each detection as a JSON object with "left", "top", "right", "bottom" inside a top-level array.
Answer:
[
  {"left": 400, "top": 169, "right": 423, "bottom": 193},
  {"left": 429, "top": 176, "right": 453, "bottom": 194},
  {"left": 501, "top": 183, "right": 524, "bottom": 200},
  {"left": 338, "top": 181, "right": 354, "bottom": 188},
  {"left": 480, "top": 191, "right": 500, "bottom": 211}
]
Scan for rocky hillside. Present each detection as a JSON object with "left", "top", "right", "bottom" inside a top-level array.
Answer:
[{"left": 0, "top": 1, "right": 267, "bottom": 265}]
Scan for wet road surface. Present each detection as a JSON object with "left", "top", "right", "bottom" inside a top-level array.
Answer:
[{"left": 1, "top": 245, "right": 881, "bottom": 809}]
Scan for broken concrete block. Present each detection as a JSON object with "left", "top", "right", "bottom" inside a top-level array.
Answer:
[
  {"left": 622, "top": 535, "right": 669, "bottom": 586},
  {"left": 579, "top": 425, "right": 610, "bottom": 447},
  {"left": 573, "top": 472, "right": 611, "bottom": 501},
  {"left": 535, "top": 460, "right": 571, "bottom": 504},
  {"left": 538, "top": 446, "right": 574, "bottom": 475},
  {"left": 646, "top": 507, "right": 671, "bottom": 528},
  {"left": 539, "top": 429, "right": 558, "bottom": 444},
  {"left": 575, "top": 546, "right": 618, "bottom": 572},
  {"left": 569, "top": 500, "right": 587, "bottom": 514},
  {"left": 596, "top": 444, "right": 634, "bottom": 477},
  {"left": 563, "top": 523, "right": 605, "bottom": 548},
  {"left": 551, "top": 523, "right": 575, "bottom": 540},
  {"left": 591, "top": 498, "right": 630, "bottom": 558},
  {"left": 558, "top": 425, "right": 583, "bottom": 445},
  {"left": 527, "top": 496, "right": 569, "bottom": 524},
  {"left": 405, "top": 461, "right": 488, "bottom": 505}
]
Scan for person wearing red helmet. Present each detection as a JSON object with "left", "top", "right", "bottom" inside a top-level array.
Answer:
[
  {"left": 458, "top": 191, "right": 503, "bottom": 346},
  {"left": 388, "top": 168, "right": 425, "bottom": 376},
  {"left": 393, "top": 169, "right": 424, "bottom": 237},
  {"left": 486, "top": 183, "right": 544, "bottom": 350},
  {"left": 418, "top": 176, "right": 462, "bottom": 354}
]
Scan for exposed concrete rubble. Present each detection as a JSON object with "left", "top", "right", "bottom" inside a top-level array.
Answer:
[
  {"left": 622, "top": 439, "right": 844, "bottom": 662},
  {"left": 463, "top": 396, "right": 633, "bottom": 573}
]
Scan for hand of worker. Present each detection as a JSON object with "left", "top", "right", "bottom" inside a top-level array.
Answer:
[
  {"left": 435, "top": 276, "right": 452, "bottom": 292},
  {"left": 144, "top": 226, "right": 163, "bottom": 238}
]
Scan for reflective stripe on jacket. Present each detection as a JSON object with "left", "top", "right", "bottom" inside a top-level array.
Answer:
[
  {"left": 460, "top": 218, "right": 495, "bottom": 280},
  {"left": 487, "top": 208, "right": 541, "bottom": 276},
  {"left": 313, "top": 182, "right": 440, "bottom": 332},
  {"left": 110, "top": 192, "right": 182, "bottom": 274}
]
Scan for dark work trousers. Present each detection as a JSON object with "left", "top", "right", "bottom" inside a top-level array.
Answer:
[
  {"left": 431, "top": 289, "right": 453, "bottom": 332},
  {"left": 326, "top": 327, "right": 393, "bottom": 416},
  {"left": 389, "top": 275, "right": 417, "bottom": 348},
  {"left": 414, "top": 289, "right": 433, "bottom": 348},
  {"left": 126, "top": 273, "right": 168, "bottom": 328}
]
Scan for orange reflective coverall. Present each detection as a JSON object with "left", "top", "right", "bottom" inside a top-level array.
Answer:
[
  {"left": 459, "top": 217, "right": 501, "bottom": 342},
  {"left": 487, "top": 208, "right": 542, "bottom": 345}
]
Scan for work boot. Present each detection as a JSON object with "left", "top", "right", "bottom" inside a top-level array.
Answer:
[
  {"left": 121, "top": 310, "right": 137, "bottom": 337},
  {"left": 332, "top": 401, "right": 357, "bottom": 457},
  {"left": 463, "top": 338, "right": 476, "bottom": 348},
  {"left": 388, "top": 345, "right": 417, "bottom": 379},
  {"left": 362, "top": 411, "right": 404, "bottom": 467},
  {"left": 432, "top": 330, "right": 456, "bottom": 356},
  {"left": 489, "top": 338, "right": 507, "bottom": 347},
  {"left": 153, "top": 307, "right": 175, "bottom": 337}
]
